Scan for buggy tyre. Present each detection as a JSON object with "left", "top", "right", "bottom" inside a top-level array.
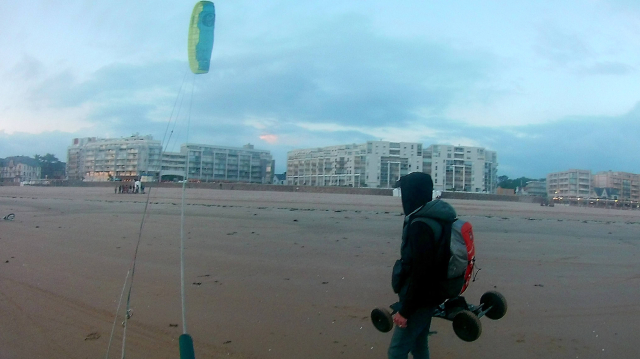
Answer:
[
  {"left": 480, "top": 291, "right": 507, "bottom": 320},
  {"left": 452, "top": 310, "right": 482, "bottom": 342},
  {"left": 371, "top": 307, "right": 394, "bottom": 333}
]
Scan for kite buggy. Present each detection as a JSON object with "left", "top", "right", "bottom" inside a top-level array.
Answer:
[{"left": 371, "top": 290, "right": 507, "bottom": 342}]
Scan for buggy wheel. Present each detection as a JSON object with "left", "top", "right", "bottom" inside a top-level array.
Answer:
[
  {"left": 452, "top": 310, "right": 482, "bottom": 342},
  {"left": 480, "top": 291, "right": 507, "bottom": 320},
  {"left": 371, "top": 307, "right": 394, "bottom": 333}
]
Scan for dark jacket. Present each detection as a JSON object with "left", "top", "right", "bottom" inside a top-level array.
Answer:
[{"left": 392, "top": 173, "right": 456, "bottom": 318}]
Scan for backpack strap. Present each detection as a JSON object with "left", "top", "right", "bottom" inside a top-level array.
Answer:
[
  {"left": 412, "top": 217, "right": 457, "bottom": 238},
  {"left": 410, "top": 217, "right": 442, "bottom": 240}
]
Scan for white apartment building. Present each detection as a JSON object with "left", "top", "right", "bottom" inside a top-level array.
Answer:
[
  {"left": 423, "top": 145, "right": 498, "bottom": 193},
  {"left": 364, "top": 141, "right": 423, "bottom": 188},
  {"left": 67, "top": 136, "right": 163, "bottom": 181},
  {"left": 546, "top": 169, "right": 592, "bottom": 197},
  {"left": 0, "top": 156, "right": 42, "bottom": 183},
  {"left": 162, "top": 143, "right": 273, "bottom": 183},
  {"left": 287, "top": 143, "right": 367, "bottom": 187},
  {"left": 67, "top": 136, "right": 274, "bottom": 183},
  {"left": 286, "top": 141, "right": 423, "bottom": 188}
]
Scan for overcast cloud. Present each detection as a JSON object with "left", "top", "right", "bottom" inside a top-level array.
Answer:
[{"left": 1, "top": 0, "right": 639, "bottom": 177}]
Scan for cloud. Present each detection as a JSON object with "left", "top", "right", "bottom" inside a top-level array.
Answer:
[
  {"left": 3, "top": 54, "right": 45, "bottom": 82},
  {"left": 581, "top": 61, "right": 634, "bottom": 76},
  {"left": 259, "top": 134, "right": 278, "bottom": 144},
  {"left": 483, "top": 102, "right": 640, "bottom": 177},
  {"left": 0, "top": 130, "right": 74, "bottom": 161},
  {"left": 192, "top": 13, "right": 496, "bottom": 131},
  {"left": 534, "top": 24, "right": 591, "bottom": 68}
]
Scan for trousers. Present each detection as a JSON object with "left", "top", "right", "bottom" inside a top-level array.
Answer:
[{"left": 387, "top": 307, "right": 436, "bottom": 359}]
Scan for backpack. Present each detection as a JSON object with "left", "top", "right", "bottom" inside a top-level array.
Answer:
[
  {"left": 392, "top": 213, "right": 476, "bottom": 301},
  {"left": 402, "top": 217, "right": 476, "bottom": 300},
  {"left": 446, "top": 219, "right": 476, "bottom": 296}
]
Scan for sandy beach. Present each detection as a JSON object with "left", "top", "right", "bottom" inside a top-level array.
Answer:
[{"left": 1, "top": 186, "right": 639, "bottom": 358}]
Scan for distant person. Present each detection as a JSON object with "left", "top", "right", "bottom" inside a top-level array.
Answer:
[
  {"left": 135, "top": 179, "right": 141, "bottom": 194},
  {"left": 388, "top": 173, "right": 457, "bottom": 359}
]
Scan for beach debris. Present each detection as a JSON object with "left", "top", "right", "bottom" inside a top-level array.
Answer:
[
  {"left": 169, "top": 324, "right": 179, "bottom": 327},
  {"left": 197, "top": 274, "right": 210, "bottom": 277},
  {"left": 293, "top": 219, "right": 298, "bottom": 222},
  {"left": 223, "top": 340, "right": 232, "bottom": 344},
  {"left": 2, "top": 213, "right": 15, "bottom": 221},
  {"left": 322, "top": 281, "right": 329, "bottom": 284},
  {"left": 84, "top": 332, "right": 101, "bottom": 341},
  {"left": 192, "top": 282, "right": 202, "bottom": 286},
  {"left": 226, "top": 232, "right": 237, "bottom": 235},
  {"left": 534, "top": 284, "right": 544, "bottom": 287}
]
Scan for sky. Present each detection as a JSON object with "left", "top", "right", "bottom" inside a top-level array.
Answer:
[{"left": 1, "top": 0, "right": 639, "bottom": 177}]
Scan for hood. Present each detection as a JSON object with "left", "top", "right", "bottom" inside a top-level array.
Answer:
[
  {"left": 396, "top": 172, "right": 433, "bottom": 215},
  {"left": 414, "top": 199, "right": 457, "bottom": 222}
]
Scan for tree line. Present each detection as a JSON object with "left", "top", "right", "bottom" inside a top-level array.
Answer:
[
  {"left": 497, "top": 176, "right": 545, "bottom": 190},
  {"left": 34, "top": 153, "right": 66, "bottom": 179}
]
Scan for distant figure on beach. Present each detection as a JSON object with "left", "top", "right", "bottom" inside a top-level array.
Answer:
[
  {"left": 135, "top": 179, "right": 141, "bottom": 194},
  {"left": 388, "top": 172, "right": 457, "bottom": 359}
]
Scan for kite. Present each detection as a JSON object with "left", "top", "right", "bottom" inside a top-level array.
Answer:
[{"left": 188, "top": 1, "right": 216, "bottom": 74}]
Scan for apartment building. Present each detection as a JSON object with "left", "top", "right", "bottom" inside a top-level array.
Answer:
[
  {"left": 287, "top": 141, "right": 423, "bottom": 188},
  {"left": 522, "top": 180, "right": 547, "bottom": 197},
  {"left": 0, "top": 156, "right": 41, "bottom": 183},
  {"left": 592, "top": 171, "right": 640, "bottom": 201},
  {"left": 67, "top": 136, "right": 162, "bottom": 181},
  {"left": 163, "top": 143, "right": 274, "bottom": 183},
  {"left": 287, "top": 143, "right": 368, "bottom": 187},
  {"left": 364, "top": 141, "right": 424, "bottom": 188},
  {"left": 423, "top": 145, "right": 498, "bottom": 193},
  {"left": 546, "top": 169, "right": 592, "bottom": 197}
]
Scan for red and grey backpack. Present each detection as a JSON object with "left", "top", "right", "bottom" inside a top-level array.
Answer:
[
  {"left": 448, "top": 219, "right": 476, "bottom": 296},
  {"left": 409, "top": 215, "right": 476, "bottom": 300}
]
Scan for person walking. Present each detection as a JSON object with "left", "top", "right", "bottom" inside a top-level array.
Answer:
[{"left": 388, "top": 172, "right": 457, "bottom": 359}]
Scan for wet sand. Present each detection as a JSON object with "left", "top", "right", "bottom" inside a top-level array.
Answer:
[{"left": 1, "top": 186, "right": 639, "bottom": 358}]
